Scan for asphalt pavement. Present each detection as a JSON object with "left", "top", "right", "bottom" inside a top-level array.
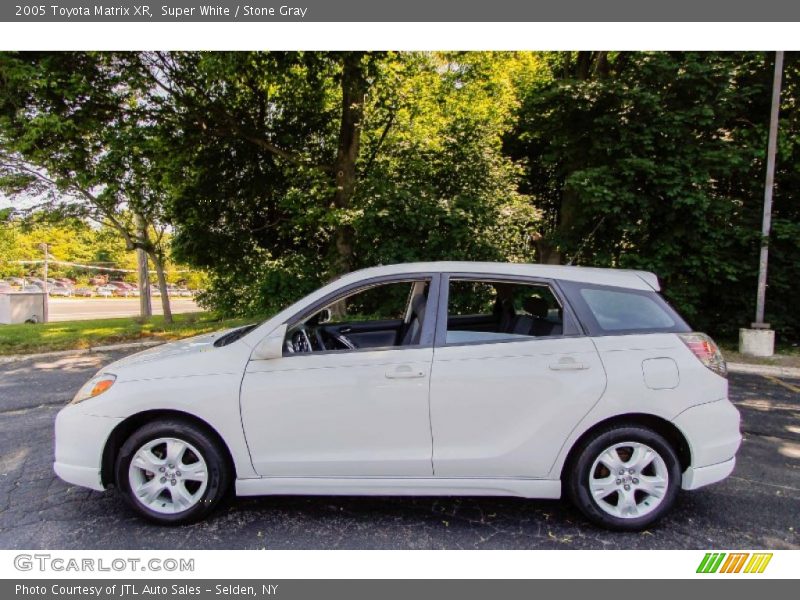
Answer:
[
  {"left": 0, "top": 349, "right": 798, "bottom": 550},
  {"left": 47, "top": 297, "right": 200, "bottom": 322}
]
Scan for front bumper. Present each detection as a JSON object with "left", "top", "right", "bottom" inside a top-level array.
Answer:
[
  {"left": 672, "top": 399, "right": 742, "bottom": 491},
  {"left": 53, "top": 406, "right": 123, "bottom": 492}
]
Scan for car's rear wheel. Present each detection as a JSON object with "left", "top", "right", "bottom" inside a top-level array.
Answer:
[
  {"left": 566, "top": 425, "right": 681, "bottom": 531},
  {"left": 115, "top": 420, "right": 230, "bottom": 524}
]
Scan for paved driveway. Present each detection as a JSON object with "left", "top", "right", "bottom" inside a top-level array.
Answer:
[{"left": 0, "top": 350, "right": 797, "bottom": 549}]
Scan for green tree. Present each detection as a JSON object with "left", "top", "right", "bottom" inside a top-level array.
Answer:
[
  {"left": 154, "top": 51, "right": 541, "bottom": 315},
  {"left": 509, "top": 51, "right": 800, "bottom": 339},
  {"left": 0, "top": 51, "right": 175, "bottom": 321}
]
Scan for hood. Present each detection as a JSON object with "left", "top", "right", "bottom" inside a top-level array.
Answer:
[{"left": 103, "top": 328, "right": 240, "bottom": 372}]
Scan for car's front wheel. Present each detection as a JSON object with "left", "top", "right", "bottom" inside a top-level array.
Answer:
[
  {"left": 566, "top": 425, "right": 681, "bottom": 531},
  {"left": 115, "top": 420, "right": 230, "bottom": 524}
]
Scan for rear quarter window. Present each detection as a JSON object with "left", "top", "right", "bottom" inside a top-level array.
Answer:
[{"left": 560, "top": 282, "right": 690, "bottom": 336}]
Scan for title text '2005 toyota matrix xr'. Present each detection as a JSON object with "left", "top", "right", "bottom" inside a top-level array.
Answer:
[{"left": 55, "top": 262, "right": 740, "bottom": 530}]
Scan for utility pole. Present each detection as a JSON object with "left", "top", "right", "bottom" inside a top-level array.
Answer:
[
  {"left": 39, "top": 242, "right": 49, "bottom": 323},
  {"left": 740, "top": 51, "right": 783, "bottom": 357}
]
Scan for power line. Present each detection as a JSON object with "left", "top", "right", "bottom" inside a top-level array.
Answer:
[{"left": 13, "top": 259, "right": 190, "bottom": 274}]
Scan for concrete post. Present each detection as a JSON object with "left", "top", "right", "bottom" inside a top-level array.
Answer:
[{"left": 740, "top": 51, "right": 783, "bottom": 357}]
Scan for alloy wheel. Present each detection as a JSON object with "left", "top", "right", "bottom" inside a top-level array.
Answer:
[
  {"left": 127, "top": 437, "right": 209, "bottom": 515},
  {"left": 588, "top": 441, "right": 669, "bottom": 519}
]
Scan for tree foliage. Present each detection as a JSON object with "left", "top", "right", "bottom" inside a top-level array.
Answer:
[
  {"left": 157, "top": 52, "right": 541, "bottom": 315},
  {"left": 0, "top": 51, "right": 176, "bottom": 319},
  {"left": 1, "top": 51, "right": 798, "bottom": 341},
  {"left": 508, "top": 51, "right": 800, "bottom": 338}
]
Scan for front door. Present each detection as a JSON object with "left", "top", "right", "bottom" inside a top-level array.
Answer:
[{"left": 240, "top": 277, "right": 438, "bottom": 477}]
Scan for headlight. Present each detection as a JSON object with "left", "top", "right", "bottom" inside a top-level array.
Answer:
[{"left": 71, "top": 374, "right": 117, "bottom": 405}]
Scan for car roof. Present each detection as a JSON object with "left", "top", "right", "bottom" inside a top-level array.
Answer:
[{"left": 336, "top": 262, "right": 660, "bottom": 292}]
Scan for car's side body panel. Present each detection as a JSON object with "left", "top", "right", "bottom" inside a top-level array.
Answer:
[
  {"left": 74, "top": 336, "right": 259, "bottom": 479},
  {"left": 235, "top": 476, "right": 561, "bottom": 499},
  {"left": 240, "top": 347, "right": 436, "bottom": 477},
  {"left": 429, "top": 336, "right": 606, "bottom": 478},
  {"left": 544, "top": 333, "right": 734, "bottom": 480}
]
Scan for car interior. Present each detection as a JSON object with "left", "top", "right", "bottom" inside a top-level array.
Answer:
[
  {"left": 445, "top": 280, "right": 564, "bottom": 344},
  {"left": 283, "top": 278, "right": 565, "bottom": 354},
  {"left": 284, "top": 280, "right": 431, "bottom": 354}
]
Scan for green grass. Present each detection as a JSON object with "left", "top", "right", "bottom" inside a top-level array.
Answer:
[{"left": 0, "top": 312, "right": 257, "bottom": 356}]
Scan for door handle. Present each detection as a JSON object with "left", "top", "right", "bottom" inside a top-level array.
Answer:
[
  {"left": 385, "top": 364, "right": 426, "bottom": 379},
  {"left": 549, "top": 357, "right": 589, "bottom": 371}
]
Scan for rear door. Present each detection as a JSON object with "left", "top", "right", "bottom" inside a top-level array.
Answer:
[{"left": 429, "top": 275, "right": 606, "bottom": 478}]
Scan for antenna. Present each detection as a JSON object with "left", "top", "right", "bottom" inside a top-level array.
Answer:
[{"left": 566, "top": 215, "right": 606, "bottom": 266}]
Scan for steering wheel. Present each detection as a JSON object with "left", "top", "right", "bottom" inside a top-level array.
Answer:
[{"left": 285, "top": 326, "right": 313, "bottom": 353}]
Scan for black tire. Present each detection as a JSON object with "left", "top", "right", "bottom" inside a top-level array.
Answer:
[
  {"left": 565, "top": 425, "right": 681, "bottom": 531},
  {"left": 115, "top": 419, "right": 231, "bottom": 525}
]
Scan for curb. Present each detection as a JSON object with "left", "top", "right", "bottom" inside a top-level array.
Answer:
[
  {"left": 727, "top": 361, "right": 800, "bottom": 379},
  {"left": 0, "top": 340, "right": 165, "bottom": 364}
]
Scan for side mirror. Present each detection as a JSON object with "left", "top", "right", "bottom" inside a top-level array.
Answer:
[
  {"left": 318, "top": 308, "right": 332, "bottom": 324},
  {"left": 251, "top": 323, "right": 288, "bottom": 361}
]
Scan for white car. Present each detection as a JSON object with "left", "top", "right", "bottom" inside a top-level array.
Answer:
[{"left": 54, "top": 262, "right": 740, "bottom": 529}]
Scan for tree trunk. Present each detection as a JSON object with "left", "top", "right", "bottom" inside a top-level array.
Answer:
[
  {"left": 543, "top": 51, "right": 607, "bottom": 265},
  {"left": 149, "top": 251, "right": 173, "bottom": 324},
  {"left": 134, "top": 213, "right": 152, "bottom": 320},
  {"left": 329, "top": 52, "right": 368, "bottom": 278}
]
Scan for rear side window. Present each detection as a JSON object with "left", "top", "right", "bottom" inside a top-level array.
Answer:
[
  {"left": 561, "top": 282, "right": 690, "bottom": 335},
  {"left": 580, "top": 289, "right": 674, "bottom": 331}
]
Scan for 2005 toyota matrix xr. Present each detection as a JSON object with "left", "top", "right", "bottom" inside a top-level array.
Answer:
[{"left": 55, "top": 262, "right": 741, "bottom": 529}]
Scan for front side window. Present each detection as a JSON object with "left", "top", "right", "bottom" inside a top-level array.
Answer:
[
  {"left": 284, "top": 279, "right": 431, "bottom": 354},
  {"left": 445, "top": 279, "right": 565, "bottom": 345}
]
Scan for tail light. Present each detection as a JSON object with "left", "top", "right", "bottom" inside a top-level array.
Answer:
[{"left": 679, "top": 332, "right": 727, "bottom": 378}]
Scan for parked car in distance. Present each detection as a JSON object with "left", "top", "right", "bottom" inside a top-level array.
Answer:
[
  {"left": 121, "top": 282, "right": 139, "bottom": 295},
  {"left": 49, "top": 285, "right": 73, "bottom": 297},
  {"left": 0, "top": 281, "right": 12, "bottom": 293},
  {"left": 73, "top": 287, "right": 94, "bottom": 297},
  {"left": 95, "top": 285, "right": 114, "bottom": 298},
  {"left": 55, "top": 262, "right": 740, "bottom": 530},
  {"left": 107, "top": 281, "right": 134, "bottom": 297},
  {"left": 21, "top": 284, "right": 43, "bottom": 293},
  {"left": 6, "top": 277, "right": 25, "bottom": 286}
]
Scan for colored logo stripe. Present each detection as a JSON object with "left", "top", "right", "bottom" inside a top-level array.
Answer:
[
  {"left": 697, "top": 553, "right": 726, "bottom": 573},
  {"left": 744, "top": 553, "right": 773, "bottom": 574},
  {"left": 697, "top": 552, "right": 772, "bottom": 574},
  {"left": 720, "top": 553, "right": 749, "bottom": 573}
]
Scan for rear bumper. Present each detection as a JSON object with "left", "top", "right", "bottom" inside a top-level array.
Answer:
[
  {"left": 53, "top": 406, "right": 122, "bottom": 492},
  {"left": 681, "top": 457, "right": 736, "bottom": 490},
  {"left": 673, "top": 398, "right": 741, "bottom": 490}
]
